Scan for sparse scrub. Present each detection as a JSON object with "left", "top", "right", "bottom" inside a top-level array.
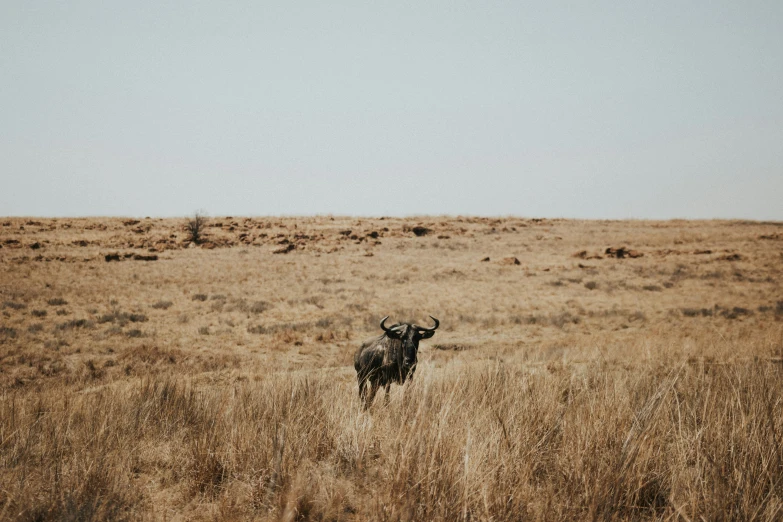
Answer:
[
  {"left": 682, "top": 307, "right": 713, "bottom": 317},
  {"left": 84, "top": 359, "right": 104, "bottom": 380},
  {"left": 98, "top": 313, "right": 117, "bottom": 324},
  {"left": 0, "top": 326, "right": 18, "bottom": 340},
  {"left": 47, "top": 298, "right": 68, "bottom": 306},
  {"left": 3, "top": 301, "right": 26, "bottom": 310},
  {"left": 250, "top": 300, "right": 271, "bottom": 314},
  {"left": 31, "top": 309, "right": 47, "bottom": 317},
  {"left": 192, "top": 294, "right": 208, "bottom": 302},
  {"left": 549, "top": 311, "right": 581, "bottom": 328},
  {"left": 263, "top": 321, "right": 311, "bottom": 335},
  {"left": 720, "top": 306, "right": 753, "bottom": 319},
  {"left": 628, "top": 310, "right": 647, "bottom": 322},
  {"left": 98, "top": 311, "right": 147, "bottom": 325},
  {"left": 522, "top": 311, "right": 581, "bottom": 328},
  {"left": 105, "top": 326, "right": 123, "bottom": 336},
  {"left": 247, "top": 324, "right": 267, "bottom": 334},
  {"left": 151, "top": 300, "right": 173, "bottom": 310},
  {"left": 315, "top": 317, "right": 332, "bottom": 328},
  {"left": 291, "top": 295, "right": 324, "bottom": 309},
  {"left": 225, "top": 297, "right": 249, "bottom": 312},
  {"left": 314, "top": 328, "right": 349, "bottom": 342},
  {"left": 55, "top": 318, "right": 94, "bottom": 330},
  {"left": 433, "top": 343, "right": 471, "bottom": 351},
  {"left": 43, "top": 339, "right": 69, "bottom": 350}
]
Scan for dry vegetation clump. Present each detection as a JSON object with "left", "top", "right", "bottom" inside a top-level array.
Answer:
[
  {"left": 1, "top": 216, "right": 782, "bottom": 519},
  {"left": 3, "top": 356, "right": 783, "bottom": 520}
]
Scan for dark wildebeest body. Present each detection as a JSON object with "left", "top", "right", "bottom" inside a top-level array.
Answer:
[{"left": 354, "top": 316, "right": 439, "bottom": 409}]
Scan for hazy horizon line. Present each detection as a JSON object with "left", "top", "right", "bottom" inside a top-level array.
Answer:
[{"left": 2, "top": 213, "right": 781, "bottom": 224}]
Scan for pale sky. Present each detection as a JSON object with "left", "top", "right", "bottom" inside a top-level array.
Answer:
[{"left": 2, "top": 1, "right": 781, "bottom": 219}]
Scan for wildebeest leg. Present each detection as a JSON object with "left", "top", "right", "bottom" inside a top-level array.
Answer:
[
  {"left": 402, "top": 379, "right": 414, "bottom": 404},
  {"left": 384, "top": 383, "right": 391, "bottom": 405},
  {"left": 358, "top": 376, "right": 367, "bottom": 404},
  {"left": 364, "top": 380, "right": 380, "bottom": 410}
]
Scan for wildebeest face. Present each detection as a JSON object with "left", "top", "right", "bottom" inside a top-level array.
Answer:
[
  {"left": 399, "top": 326, "right": 420, "bottom": 369},
  {"left": 381, "top": 316, "right": 440, "bottom": 370}
]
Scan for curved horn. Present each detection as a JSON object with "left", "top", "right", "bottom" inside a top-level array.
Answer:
[
  {"left": 380, "top": 316, "right": 392, "bottom": 333},
  {"left": 416, "top": 316, "right": 439, "bottom": 332}
]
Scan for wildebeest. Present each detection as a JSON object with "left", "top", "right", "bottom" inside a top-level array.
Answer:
[{"left": 354, "top": 315, "right": 439, "bottom": 409}]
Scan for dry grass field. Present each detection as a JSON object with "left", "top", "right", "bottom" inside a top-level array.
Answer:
[{"left": 1, "top": 215, "right": 782, "bottom": 521}]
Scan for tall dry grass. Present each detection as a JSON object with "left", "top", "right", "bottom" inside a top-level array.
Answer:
[{"left": 3, "top": 343, "right": 783, "bottom": 521}]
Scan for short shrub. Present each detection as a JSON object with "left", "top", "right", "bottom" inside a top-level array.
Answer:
[
  {"left": 315, "top": 317, "right": 333, "bottom": 328},
  {"left": 0, "top": 326, "right": 18, "bottom": 340},
  {"left": 56, "top": 319, "right": 94, "bottom": 330},
  {"left": 250, "top": 301, "right": 271, "bottom": 314},
  {"left": 27, "top": 323, "right": 44, "bottom": 333},
  {"left": 720, "top": 307, "right": 753, "bottom": 320},
  {"left": 185, "top": 211, "right": 208, "bottom": 244},
  {"left": 682, "top": 308, "right": 713, "bottom": 317}
]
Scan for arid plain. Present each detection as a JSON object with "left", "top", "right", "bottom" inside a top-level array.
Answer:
[{"left": 1, "top": 216, "right": 782, "bottom": 521}]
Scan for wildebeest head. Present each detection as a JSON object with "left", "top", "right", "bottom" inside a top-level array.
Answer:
[{"left": 380, "top": 315, "right": 439, "bottom": 371}]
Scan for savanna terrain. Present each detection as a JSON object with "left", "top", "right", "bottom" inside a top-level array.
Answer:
[{"left": 1, "top": 215, "right": 782, "bottom": 521}]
